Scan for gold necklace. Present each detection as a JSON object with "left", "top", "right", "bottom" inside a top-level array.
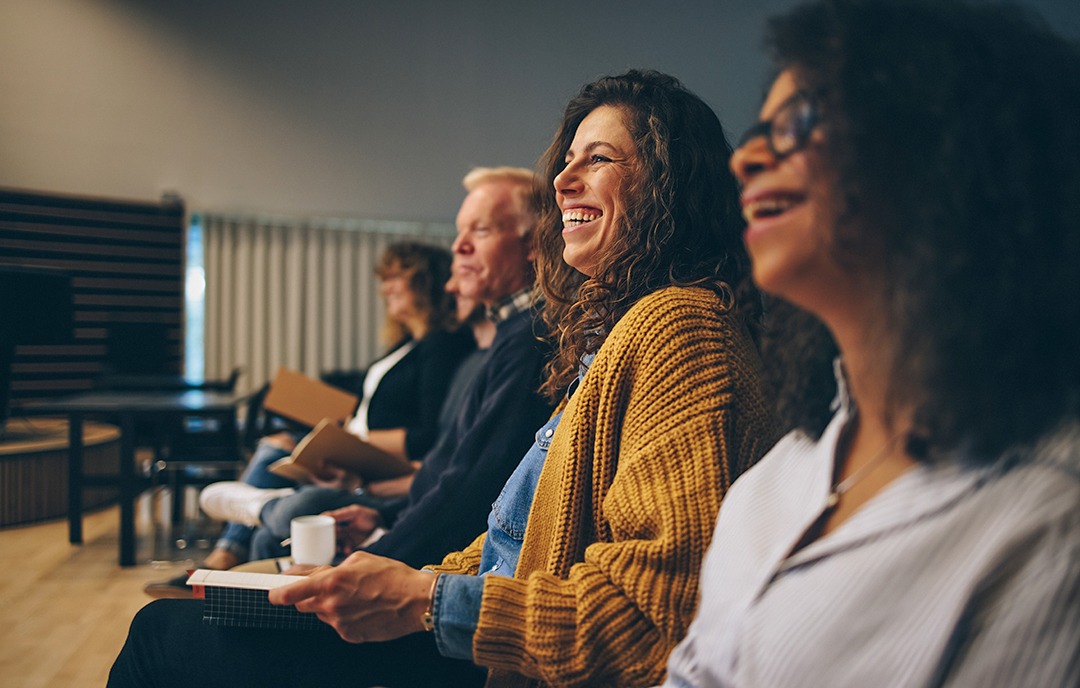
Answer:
[{"left": 825, "top": 432, "right": 904, "bottom": 509}]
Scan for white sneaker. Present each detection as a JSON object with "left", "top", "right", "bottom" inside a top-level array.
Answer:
[{"left": 198, "top": 482, "right": 296, "bottom": 526}]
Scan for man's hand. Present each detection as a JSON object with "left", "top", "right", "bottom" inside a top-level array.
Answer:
[
  {"left": 268, "top": 551, "right": 435, "bottom": 643},
  {"left": 325, "top": 504, "right": 381, "bottom": 553}
]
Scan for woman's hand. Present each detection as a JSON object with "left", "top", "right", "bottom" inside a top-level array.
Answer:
[
  {"left": 324, "top": 504, "right": 382, "bottom": 553},
  {"left": 268, "top": 551, "right": 435, "bottom": 643},
  {"left": 310, "top": 463, "right": 362, "bottom": 492}
]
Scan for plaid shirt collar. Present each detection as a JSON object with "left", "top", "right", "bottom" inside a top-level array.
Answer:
[{"left": 486, "top": 288, "right": 536, "bottom": 324}]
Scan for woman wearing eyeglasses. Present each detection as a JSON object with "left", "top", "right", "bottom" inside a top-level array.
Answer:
[{"left": 661, "top": 1, "right": 1080, "bottom": 686}]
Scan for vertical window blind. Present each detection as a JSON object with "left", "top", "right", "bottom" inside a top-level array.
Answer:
[{"left": 199, "top": 213, "right": 453, "bottom": 392}]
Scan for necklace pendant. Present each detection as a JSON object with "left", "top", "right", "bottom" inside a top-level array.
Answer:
[{"left": 825, "top": 491, "right": 840, "bottom": 509}]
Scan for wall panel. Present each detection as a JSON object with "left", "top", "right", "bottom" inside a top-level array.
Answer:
[{"left": 0, "top": 187, "right": 185, "bottom": 411}]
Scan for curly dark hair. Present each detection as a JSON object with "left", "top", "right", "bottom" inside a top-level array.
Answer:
[
  {"left": 534, "top": 69, "right": 757, "bottom": 400},
  {"left": 758, "top": 298, "right": 839, "bottom": 439},
  {"left": 376, "top": 241, "right": 456, "bottom": 346},
  {"left": 763, "top": 0, "right": 1080, "bottom": 456}
]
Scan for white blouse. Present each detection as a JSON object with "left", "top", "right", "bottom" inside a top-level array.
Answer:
[
  {"left": 662, "top": 388, "right": 1080, "bottom": 687},
  {"left": 345, "top": 340, "right": 416, "bottom": 439}
]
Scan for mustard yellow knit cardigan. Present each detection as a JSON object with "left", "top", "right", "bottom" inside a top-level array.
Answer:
[{"left": 431, "top": 286, "right": 782, "bottom": 687}]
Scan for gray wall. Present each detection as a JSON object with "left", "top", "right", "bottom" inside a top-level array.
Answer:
[{"left": 2, "top": 0, "right": 1078, "bottom": 223}]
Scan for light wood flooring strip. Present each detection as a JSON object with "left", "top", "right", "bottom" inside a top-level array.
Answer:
[{"left": 0, "top": 504, "right": 197, "bottom": 687}]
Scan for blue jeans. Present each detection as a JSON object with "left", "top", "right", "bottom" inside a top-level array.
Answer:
[{"left": 213, "top": 433, "right": 301, "bottom": 560}]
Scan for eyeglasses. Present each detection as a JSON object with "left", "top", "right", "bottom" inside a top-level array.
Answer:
[{"left": 736, "top": 90, "right": 821, "bottom": 159}]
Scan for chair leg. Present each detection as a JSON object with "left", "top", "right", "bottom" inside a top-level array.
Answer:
[{"left": 170, "top": 469, "right": 185, "bottom": 526}]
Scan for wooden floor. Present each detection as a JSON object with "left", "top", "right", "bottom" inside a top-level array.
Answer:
[{"left": 0, "top": 494, "right": 216, "bottom": 687}]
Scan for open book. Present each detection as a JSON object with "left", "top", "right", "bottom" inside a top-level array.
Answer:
[
  {"left": 187, "top": 569, "right": 324, "bottom": 630},
  {"left": 268, "top": 418, "right": 415, "bottom": 483},
  {"left": 261, "top": 367, "right": 359, "bottom": 429}
]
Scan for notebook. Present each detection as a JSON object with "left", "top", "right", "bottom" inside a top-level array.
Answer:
[
  {"left": 187, "top": 569, "right": 324, "bottom": 631},
  {"left": 268, "top": 418, "right": 415, "bottom": 483},
  {"left": 261, "top": 367, "right": 359, "bottom": 429}
]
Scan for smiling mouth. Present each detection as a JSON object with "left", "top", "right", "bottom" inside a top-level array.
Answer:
[
  {"left": 742, "top": 195, "right": 803, "bottom": 223},
  {"left": 562, "top": 209, "right": 601, "bottom": 228}
]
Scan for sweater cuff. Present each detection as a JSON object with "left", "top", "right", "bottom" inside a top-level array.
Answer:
[
  {"left": 428, "top": 532, "right": 487, "bottom": 574},
  {"left": 471, "top": 575, "right": 532, "bottom": 669}
]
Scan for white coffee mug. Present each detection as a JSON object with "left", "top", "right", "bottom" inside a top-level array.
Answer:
[{"left": 290, "top": 514, "right": 336, "bottom": 566}]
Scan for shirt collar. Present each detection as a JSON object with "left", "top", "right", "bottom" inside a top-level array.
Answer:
[{"left": 486, "top": 288, "right": 536, "bottom": 324}]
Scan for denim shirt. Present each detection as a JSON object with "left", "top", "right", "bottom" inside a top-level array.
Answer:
[
  {"left": 432, "top": 354, "right": 592, "bottom": 660},
  {"left": 433, "top": 411, "right": 563, "bottom": 659}
]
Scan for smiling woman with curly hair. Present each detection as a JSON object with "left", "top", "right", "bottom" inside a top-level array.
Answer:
[{"left": 532, "top": 70, "right": 760, "bottom": 402}]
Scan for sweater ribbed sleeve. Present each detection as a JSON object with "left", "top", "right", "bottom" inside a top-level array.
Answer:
[
  {"left": 471, "top": 286, "right": 783, "bottom": 687},
  {"left": 430, "top": 532, "right": 487, "bottom": 575}
]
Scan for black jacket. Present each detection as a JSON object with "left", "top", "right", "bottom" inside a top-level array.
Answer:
[{"left": 363, "top": 328, "right": 475, "bottom": 460}]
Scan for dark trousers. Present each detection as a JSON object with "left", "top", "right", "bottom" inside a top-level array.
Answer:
[{"left": 107, "top": 599, "right": 486, "bottom": 687}]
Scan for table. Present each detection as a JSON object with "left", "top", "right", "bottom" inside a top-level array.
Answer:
[
  {"left": 0, "top": 418, "right": 119, "bottom": 526},
  {"left": 22, "top": 389, "right": 248, "bottom": 566}
]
